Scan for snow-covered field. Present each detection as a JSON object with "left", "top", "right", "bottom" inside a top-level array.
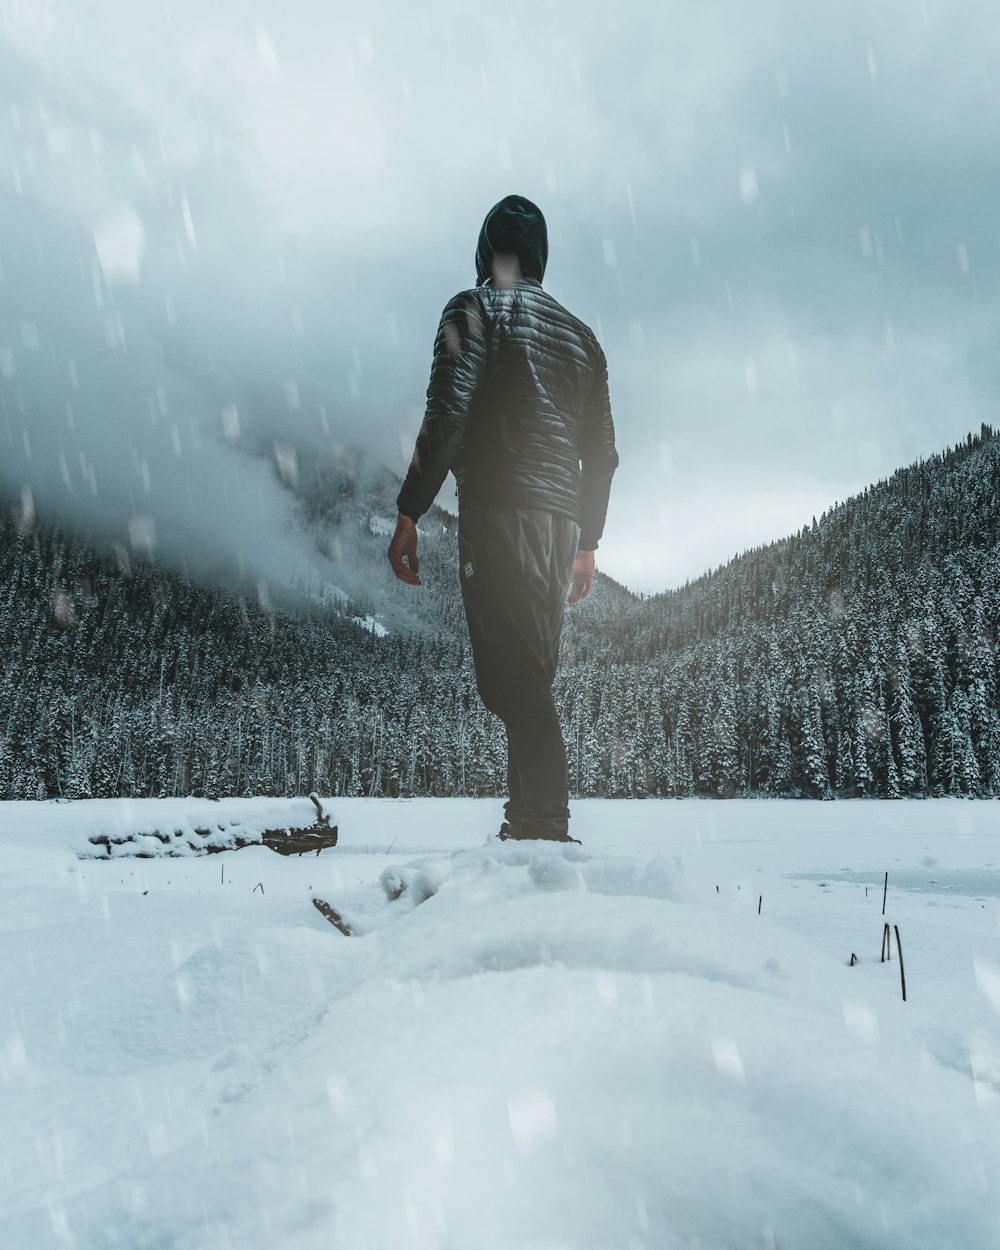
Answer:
[{"left": 2, "top": 796, "right": 999, "bottom": 1250}]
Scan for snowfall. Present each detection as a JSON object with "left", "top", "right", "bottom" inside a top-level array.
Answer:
[{"left": 2, "top": 797, "right": 999, "bottom": 1250}]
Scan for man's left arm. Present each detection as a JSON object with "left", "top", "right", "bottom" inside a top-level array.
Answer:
[
  {"left": 389, "top": 292, "right": 487, "bottom": 584},
  {"left": 398, "top": 291, "right": 488, "bottom": 521}
]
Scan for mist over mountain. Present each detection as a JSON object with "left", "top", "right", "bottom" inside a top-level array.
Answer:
[{"left": 1, "top": 424, "right": 997, "bottom": 802}]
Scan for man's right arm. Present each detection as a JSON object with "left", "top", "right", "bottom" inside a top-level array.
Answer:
[{"left": 578, "top": 341, "right": 619, "bottom": 552}]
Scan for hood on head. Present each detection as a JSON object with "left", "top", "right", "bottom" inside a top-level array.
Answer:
[{"left": 475, "top": 194, "right": 548, "bottom": 287}]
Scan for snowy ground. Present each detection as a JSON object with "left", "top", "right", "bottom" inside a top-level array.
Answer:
[{"left": 2, "top": 796, "right": 999, "bottom": 1250}]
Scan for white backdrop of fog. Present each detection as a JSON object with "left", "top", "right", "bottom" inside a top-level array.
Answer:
[{"left": 1, "top": 0, "right": 998, "bottom": 599}]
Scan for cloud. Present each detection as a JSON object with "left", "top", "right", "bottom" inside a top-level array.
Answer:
[{"left": 1, "top": 0, "right": 997, "bottom": 598}]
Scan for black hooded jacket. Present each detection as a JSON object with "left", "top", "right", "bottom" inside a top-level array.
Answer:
[{"left": 396, "top": 194, "right": 619, "bottom": 551}]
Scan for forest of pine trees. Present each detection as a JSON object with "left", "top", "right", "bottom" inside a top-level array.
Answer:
[{"left": 1, "top": 424, "right": 997, "bottom": 801}]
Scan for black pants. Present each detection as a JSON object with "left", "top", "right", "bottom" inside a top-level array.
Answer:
[{"left": 458, "top": 507, "right": 581, "bottom": 837}]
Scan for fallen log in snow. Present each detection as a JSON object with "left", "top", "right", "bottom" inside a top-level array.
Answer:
[{"left": 83, "top": 793, "right": 338, "bottom": 858}]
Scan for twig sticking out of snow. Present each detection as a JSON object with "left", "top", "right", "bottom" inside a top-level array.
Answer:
[
  {"left": 882, "top": 871, "right": 888, "bottom": 916},
  {"left": 894, "top": 924, "right": 907, "bottom": 1002},
  {"left": 881, "top": 922, "right": 892, "bottom": 962},
  {"left": 309, "top": 792, "right": 331, "bottom": 827},
  {"left": 313, "top": 897, "right": 352, "bottom": 935}
]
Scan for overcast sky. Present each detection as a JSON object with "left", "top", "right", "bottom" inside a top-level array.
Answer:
[{"left": 1, "top": 0, "right": 998, "bottom": 597}]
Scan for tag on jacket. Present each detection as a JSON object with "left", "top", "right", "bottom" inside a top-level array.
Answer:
[{"left": 463, "top": 560, "right": 474, "bottom": 578}]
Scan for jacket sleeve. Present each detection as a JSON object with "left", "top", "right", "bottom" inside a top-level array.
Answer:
[
  {"left": 396, "top": 291, "right": 487, "bottom": 523},
  {"left": 578, "top": 341, "right": 619, "bottom": 551}
]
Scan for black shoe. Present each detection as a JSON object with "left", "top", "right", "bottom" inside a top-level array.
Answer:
[
  {"left": 537, "top": 830, "right": 582, "bottom": 845},
  {"left": 496, "top": 822, "right": 581, "bottom": 845},
  {"left": 496, "top": 821, "right": 537, "bottom": 841}
]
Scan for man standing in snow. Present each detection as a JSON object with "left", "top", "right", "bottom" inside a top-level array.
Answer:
[{"left": 387, "top": 194, "right": 619, "bottom": 843}]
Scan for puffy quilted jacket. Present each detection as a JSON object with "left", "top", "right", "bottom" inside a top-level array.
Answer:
[{"left": 396, "top": 194, "right": 619, "bottom": 551}]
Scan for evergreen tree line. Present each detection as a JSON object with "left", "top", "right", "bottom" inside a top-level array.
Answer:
[{"left": 0, "top": 425, "right": 997, "bottom": 801}]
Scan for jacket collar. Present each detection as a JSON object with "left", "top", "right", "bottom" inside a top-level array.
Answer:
[{"left": 480, "top": 275, "right": 543, "bottom": 290}]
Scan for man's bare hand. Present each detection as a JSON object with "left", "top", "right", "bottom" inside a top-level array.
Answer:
[
  {"left": 568, "top": 549, "right": 595, "bottom": 603},
  {"left": 387, "top": 514, "right": 421, "bottom": 585}
]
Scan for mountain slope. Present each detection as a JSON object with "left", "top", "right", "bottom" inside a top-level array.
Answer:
[{"left": 0, "top": 425, "right": 997, "bottom": 800}]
